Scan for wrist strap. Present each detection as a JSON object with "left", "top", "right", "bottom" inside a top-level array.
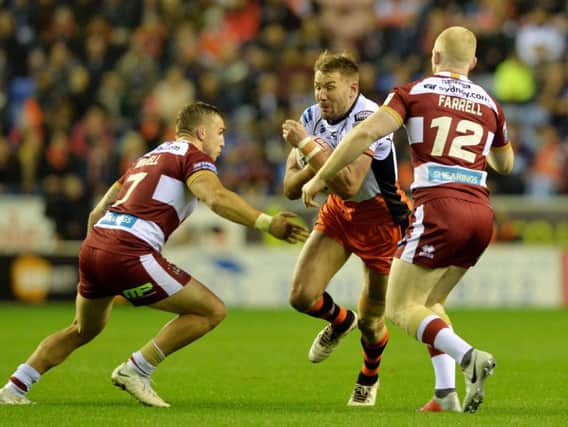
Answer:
[
  {"left": 254, "top": 213, "right": 273, "bottom": 232},
  {"left": 304, "top": 146, "right": 322, "bottom": 161},
  {"left": 298, "top": 136, "right": 313, "bottom": 150}
]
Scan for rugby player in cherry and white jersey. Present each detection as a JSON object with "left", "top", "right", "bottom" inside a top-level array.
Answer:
[
  {"left": 0, "top": 102, "right": 308, "bottom": 407},
  {"left": 302, "top": 27, "right": 514, "bottom": 414}
]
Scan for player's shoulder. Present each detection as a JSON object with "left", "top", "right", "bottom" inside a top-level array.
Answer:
[
  {"left": 150, "top": 140, "right": 214, "bottom": 161},
  {"left": 150, "top": 140, "right": 216, "bottom": 174},
  {"left": 150, "top": 140, "right": 192, "bottom": 156},
  {"left": 300, "top": 104, "right": 321, "bottom": 127},
  {"left": 350, "top": 93, "right": 378, "bottom": 122},
  {"left": 468, "top": 79, "right": 503, "bottom": 115},
  {"left": 403, "top": 75, "right": 441, "bottom": 95}
]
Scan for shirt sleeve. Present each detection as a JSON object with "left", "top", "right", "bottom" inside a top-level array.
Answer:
[
  {"left": 182, "top": 148, "right": 217, "bottom": 183},
  {"left": 382, "top": 84, "right": 410, "bottom": 125},
  {"left": 300, "top": 106, "right": 314, "bottom": 130},
  {"left": 491, "top": 102, "right": 509, "bottom": 149}
]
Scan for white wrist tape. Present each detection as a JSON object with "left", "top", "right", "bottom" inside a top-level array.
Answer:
[
  {"left": 304, "top": 146, "right": 322, "bottom": 161},
  {"left": 254, "top": 213, "right": 273, "bottom": 232},
  {"left": 297, "top": 136, "right": 313, "bottom": 150}
]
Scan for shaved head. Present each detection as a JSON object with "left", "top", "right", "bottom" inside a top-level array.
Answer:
[{"left": 432, "top": 26, "right": 477, "bottom": 73}]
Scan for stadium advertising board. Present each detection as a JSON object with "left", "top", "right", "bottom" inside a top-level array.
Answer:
[
  {"left": 0, "top": 254, "right": 78, "bottom": 303},
  {"left": 0, "top": 246, "right": 566, "bottom": 307},
  {"left": 164, "top": 245, "right": 568, "bottom": 308}
]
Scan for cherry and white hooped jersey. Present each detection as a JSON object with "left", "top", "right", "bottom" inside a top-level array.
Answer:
[
  {"left": 301, "top": 93, "right": 396, "bottom": 203},
  {"left": 382, "top": 71, "right": 509, "bottom": 204},
  {"left": 92, "top": 140, "right": 216, "bottom": 251}
]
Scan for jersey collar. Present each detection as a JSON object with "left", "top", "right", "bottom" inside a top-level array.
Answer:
[
  {"left": 326, "top": 93, "right": 360, "bottom": 125},
  {"left": 434, "top": 71, "right": 470, "bottom": 81}
]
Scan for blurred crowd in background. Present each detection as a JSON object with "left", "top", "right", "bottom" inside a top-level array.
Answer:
[{"left": 0, "top": 0, "right": 567, "bottom": 240}]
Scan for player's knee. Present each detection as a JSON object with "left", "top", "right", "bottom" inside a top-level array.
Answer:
[
  {"left": 288, "top": 286, "right": 317, "bottom": 313},
  {"left": 358, "top": 315, "right": 385, "bottom": 337},
  {"left": 208, "top": 300, "right": 227, "bottom": 329},
  {"left": 73, "top": 320, "right": 103, "bottom": 344}
]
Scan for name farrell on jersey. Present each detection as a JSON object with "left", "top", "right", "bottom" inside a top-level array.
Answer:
[{"left": 438, "top": 95, "right": 482, "bottom": 117}]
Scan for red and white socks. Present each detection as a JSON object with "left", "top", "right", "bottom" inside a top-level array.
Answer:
[
  {"left": 127, "top": 351, "right": 157, "bottom": 378},
  {"left": 417, "top": 315, "right": 472, "bottom": 365},
  {"left": 5, "top": 364, "right": 40, "bottom": 396}
]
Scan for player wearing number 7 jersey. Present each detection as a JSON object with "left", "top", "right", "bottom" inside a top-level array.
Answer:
[
  {"left": 302, "top": 27, "right": 514, "bottom": 414},
  {"left": 0, "top": 102, "right": 309, "bottom": 408}
]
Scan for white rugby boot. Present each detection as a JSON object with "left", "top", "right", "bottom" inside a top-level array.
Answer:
[
  {"left": 419, "top": 391, "right": 462, "bottom": 412},
  {"left": 347, "top": 380, "right": 379, "bottom": 406},
  {"left": 308, "top": 311, "right": 358, "bottom": 363},
  {"left": 111, "top": 362, "right": 170, "bottom": 408},
  {"left": 462, "top": 349, "right": 496, "bottom": 413},
  {"left": 0, "top": 385, "right": 34, "bottom": 405}
]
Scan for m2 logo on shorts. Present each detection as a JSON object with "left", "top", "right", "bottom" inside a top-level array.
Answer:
[{"left": 123, "top": 282, "right": 154, "bottom": 299}]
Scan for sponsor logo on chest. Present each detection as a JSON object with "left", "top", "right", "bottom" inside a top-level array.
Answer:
[{"left": 135, "top": 154, "right": 161, "bottom": 168}]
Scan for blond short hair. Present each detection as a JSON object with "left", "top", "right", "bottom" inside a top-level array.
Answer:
[
  {"left": 434, "top": 26, "right": 477, "bottom": 68},
  {"left": 314, "top": 51, "right": 359, "bottom": 78}
]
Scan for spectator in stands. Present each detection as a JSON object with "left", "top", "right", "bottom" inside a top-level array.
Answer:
[
  {"left": 494, "top": 52, "right": 549, "bottom": 149},
  {"left": 529, "top": 125, "right": 568, "bottom": 198},
  {"left": 152, "top": 65, "right": 195, "bottom": 125},
  {"left": 0, "top": 136, "right": 22, "bottom": 193},
  {"left": 0, "top": 0, "right": 566, "bottom": 233},
  {"left": 538, "top": 61, "right": 568, "bottom": 136},
  {"left": 515, "top": 7, "right": 565, "bottom": 67}
]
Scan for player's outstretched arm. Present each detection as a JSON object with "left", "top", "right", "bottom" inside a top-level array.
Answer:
[
  {"left": 87, "top": 181, "right": 122, "bottom": 234},
  {"left": 188, "top": 171, "right": 309, "bottom": 243},
  {"left": 487, "top": 143, "right": 514, "bottom": 175}
]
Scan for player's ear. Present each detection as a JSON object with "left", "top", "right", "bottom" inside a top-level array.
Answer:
[
  {"left": 469, "top": 56, "right": 478, "bottom": 72},
  {"left": 196, "top": 125, "right": 206, "bottom": 141},
  {"left": 432, "top": 50, "right": 441, "bottom": 66},
  {"left": 351, "top": 80, "right": 359, "bottom": 95}
]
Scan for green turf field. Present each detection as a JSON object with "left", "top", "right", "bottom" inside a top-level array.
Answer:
[{"left": 0, "top": 304, "right": 566, "bottom": 426}]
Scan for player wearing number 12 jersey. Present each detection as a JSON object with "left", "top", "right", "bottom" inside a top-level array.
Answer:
[
  {"left": 0, "top": 102, "right": 308, "bottom": 408},
  {"left": 302, "top": 27, "right": 514, "bottom": 414}
]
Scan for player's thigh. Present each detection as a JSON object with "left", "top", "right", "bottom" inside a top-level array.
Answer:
[
  {"left": 386, "top": 258, "right": 451, "bottom": 313},
  {"left": 149, "top": 276, "right": 225, "bottom": 317},
  {"left": 425, "top": 265, "right": 467, "bottom": 308},
  {"left": 291, "top": 230, "right": 350, "bottom": 293},
  {"left": 74, "top": 292, "right": 115, "bottom": 337}
]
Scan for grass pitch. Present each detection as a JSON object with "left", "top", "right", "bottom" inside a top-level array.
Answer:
[{"left": 0, "top": 304, "right": 567, "bottom": 426}]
